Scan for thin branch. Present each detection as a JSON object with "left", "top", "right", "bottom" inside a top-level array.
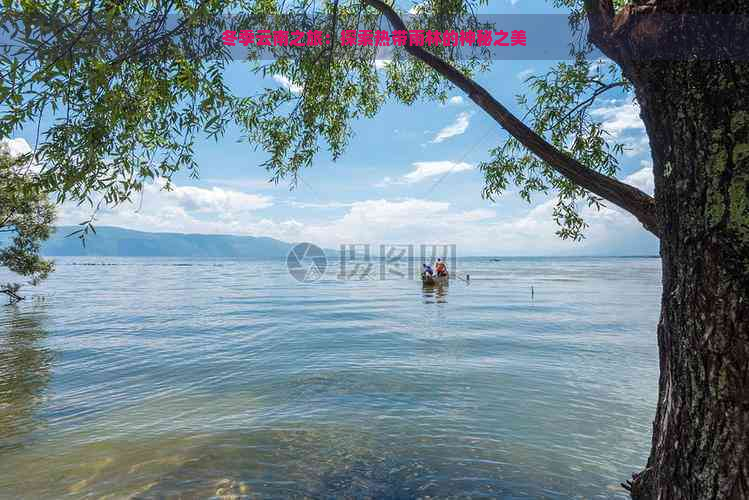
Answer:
[
  {"left": 6, "top": 2, "right": 96, "bottom": 98},
  {"left": 550, "top": 81, "right": 626, "bottom": 130},
  {"left": 106, "top": 0, "right": 210, "bottom": 67},
  {"left": 360, "top": 0, "right": 659, "bottom": 238}
]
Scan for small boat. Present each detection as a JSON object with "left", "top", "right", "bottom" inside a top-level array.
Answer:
[{"left": 421, "top": 273, "right": 449, "bottom": 286}]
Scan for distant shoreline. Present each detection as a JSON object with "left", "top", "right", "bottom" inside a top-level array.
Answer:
[{"left": 8, "top": 226, "right": 660, "bottom": 259}]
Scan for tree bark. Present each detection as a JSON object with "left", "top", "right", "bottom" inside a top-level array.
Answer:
[
  {"left": 627, "top": 59, "right": 749, "bottom": 500},
  {"left": 587, "top": 2, "right": 749, "bottom": 498},
  {"left": 633, "top": 62, "right": 749, "bottom": 499}
]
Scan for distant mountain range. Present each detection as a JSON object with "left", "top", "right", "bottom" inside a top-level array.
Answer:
[
  {"left": 38, "top": 226, "right": 302, "bottom": 258},
  {"left": 1, "top": 225, "right": 659, "bottom": 259}
]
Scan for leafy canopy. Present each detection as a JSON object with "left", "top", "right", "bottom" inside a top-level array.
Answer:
[{"left": 1, "top": 0, "right": 635, "bottom": 239}]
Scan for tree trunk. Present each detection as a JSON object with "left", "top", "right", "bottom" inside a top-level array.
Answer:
[
  {"left": 584, "top": 3, "right": 749, "bottom": 496},
  {"left": 619, "top": 51, "right": 749, "bottom": 500}
]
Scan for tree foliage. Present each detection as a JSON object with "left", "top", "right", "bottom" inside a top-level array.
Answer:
[
  {"left": 480, "top": 0, "right": 634, "bottom": 239},
  {"left": 0, "top": 147, "right": 55, "bottom": 303},
  {"left": 1, "top": 0, "right": 641, "bottom": 239}
]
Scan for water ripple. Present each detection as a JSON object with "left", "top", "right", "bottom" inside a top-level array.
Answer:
[{"left": 0, "top": 257, "right": 661, "bottom": 499}]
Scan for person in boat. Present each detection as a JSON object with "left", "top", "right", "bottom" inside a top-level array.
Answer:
[
  {"left": 434, "top": 258, "right": 448, "bottom": 277},
  {"left": 422, "top": 263, "right": 434, "bottom": 277}
]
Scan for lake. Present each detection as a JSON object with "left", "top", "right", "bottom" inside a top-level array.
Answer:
[{"left": 0, "top": 256, "right": 661, "bottom": 499}]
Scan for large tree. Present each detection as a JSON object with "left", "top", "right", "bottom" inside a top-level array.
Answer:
[{"left": 1, "top": 0, "right": 747, "bottom": 497}]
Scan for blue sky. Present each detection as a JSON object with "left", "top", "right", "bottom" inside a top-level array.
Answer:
[{"left": 3, "top": 0, "right": 659, "bottom": 256}]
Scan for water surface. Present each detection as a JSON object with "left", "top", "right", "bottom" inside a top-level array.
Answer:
[{"left": 0, "top": 257, "right": 661, "bottom": 498}]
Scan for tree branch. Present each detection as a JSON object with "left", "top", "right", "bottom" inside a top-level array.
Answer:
[
  {"left": 1, "top": 287, "right": 24, "bottom": 304},
  {"left": 361, "top": 0, "right": 659, "bottom": 238},
  {"left": 549, "top": 81, "right": 626, "bottom": 131}
]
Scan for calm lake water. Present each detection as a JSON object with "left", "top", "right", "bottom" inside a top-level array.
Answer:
[{"left": 0, "top": 257, "right": 661, "bottom": 499}]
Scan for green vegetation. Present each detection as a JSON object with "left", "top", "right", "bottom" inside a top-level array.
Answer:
[
  {"left": 0, "top": 148, "right": 55, "bottom": 303},
  {"left": 0, "top": 0, "right": 644, "bottom": 239}
]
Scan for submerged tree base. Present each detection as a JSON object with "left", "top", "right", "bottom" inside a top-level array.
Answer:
[{"left": 623, "top": 467, "right": 655, "bottom": 500}]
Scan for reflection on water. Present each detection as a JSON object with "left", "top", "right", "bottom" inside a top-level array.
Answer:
[
  {"left": 0, "top": 257, "right": 661, "bottom": 498},
  {"left": 0, "top": 306, "right": 53, "bottom": 452},
  {"left": 422, "top": 281, "right": 449, "bottom": 304}
]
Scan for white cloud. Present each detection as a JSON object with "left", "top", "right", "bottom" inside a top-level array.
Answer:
[
  {"left": 623, "top": 134, "right": 650, "bottom": 157},
  {"left": 445, "top": 95, "right": 464, "bottom": 106},
  {"left": 343, "top": 199, "right": 447, "bottom": 224},
  {"left": 623, "top": 161, "right": 654, "bottom": 195},
  {"left": 377, "top": 160, "right": 474, "bottom": 187},
  {"left": 288, "top": 200, "right": 354, "bottom": 209},
  {"left": 374, "top": 59, "right": 390, "bottom": 70},
  {"left": 58, "top": 185, "right": 658, "bottom": 255},
  {"left": 49, "top": 161, "right": 655, "bottom": 256},
  {"left": 272, "top": 74, "right": 303, "bottom": 94},
  {"left": 375, "top": 176, "right": 393, "bottom": 188},
  {"left": 402, "top": 160, "right": 473, "bottom": 183},
  {"left": 408, "top": 2, "right": 426, "bottom": 14},
  {"left": 449, "top": 208, "right": 496, "bottom": 222},
  {"left": 166, "top": 184, "right": 272, "bottom": 213},
  {"left": 201, "top": 178, "right": 288, "bottom": 191},
  {"left": 292, "top": 196, "right": 656, "bottom": 256},
  {"left": 0, "top": 137, "right": 32, "bottom": 157},
  {"left": 374, "top": 45, "right": 393, "bottom": 70},
  {"left": 590, "top": 99, "right": 645, "bottom": 138},
  {"left": 451, "top": 197, "right": 657, "bottom": 256},
  {"left": 430, "top": 112, "right": 471, "bottom": 143},
  {"left": 516, "top": 68, "right": 535, "bottom": 81},
  {"left": 298, "top": 198, "right": 489, "bottom": 248},
  {"left": 1, "top": 137, "right": 44, "bottom": 174},
  {"left": 58, "top": 179, "right": 273, "bottom": 235}
]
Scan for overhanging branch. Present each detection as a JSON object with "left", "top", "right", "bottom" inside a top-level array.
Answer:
[{"left": 361, "top": 0, "right": 660, "bottom": 238}]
